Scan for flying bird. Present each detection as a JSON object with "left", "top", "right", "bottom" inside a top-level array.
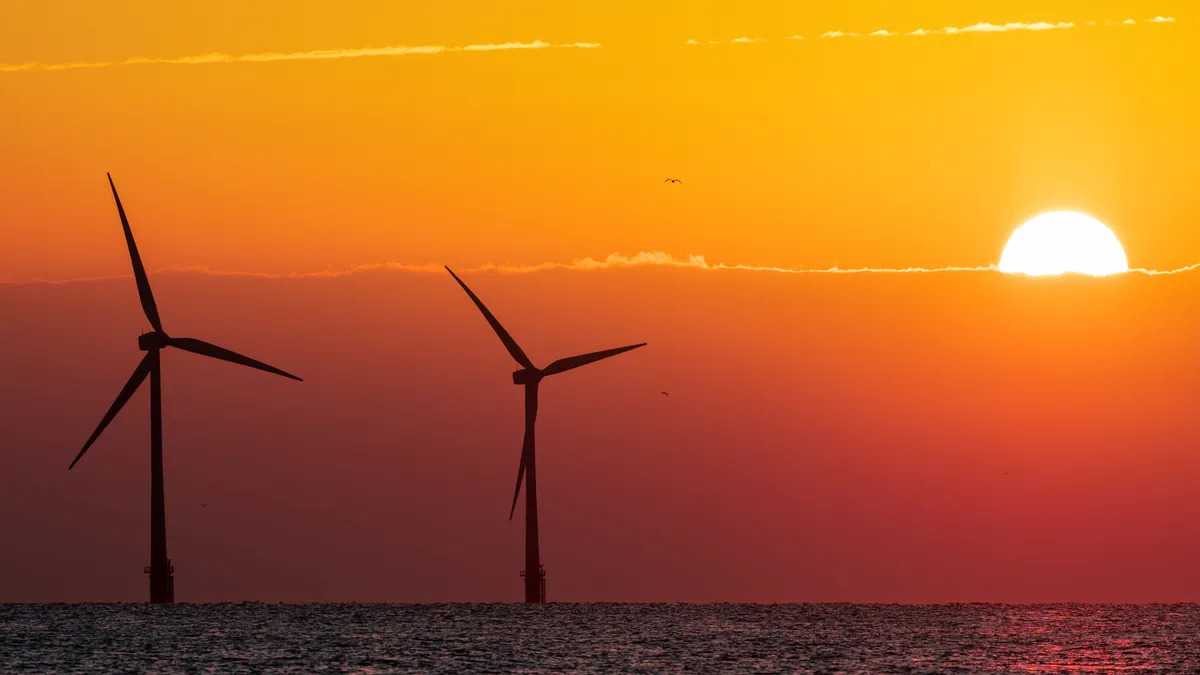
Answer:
[
  {"left": 68, "top": 174, "right": 302, "bottom": 605},
  {"left": 664, "top": 178, "right": 682, "bottom": 183},
  {"left": 445, "top": 266, "right": 646, "bottom": 603},
  {"left": 661, "top": 392, "right": 669, "bottom": 397}
]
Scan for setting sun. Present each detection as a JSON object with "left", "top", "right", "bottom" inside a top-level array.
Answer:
[{"left": 998, "top": 212, "right": 1129, "bottom": 277}]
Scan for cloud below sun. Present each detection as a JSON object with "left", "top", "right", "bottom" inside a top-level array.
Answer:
[{"left": 9, "top": 251, "right": 1200, "bottom": 286}]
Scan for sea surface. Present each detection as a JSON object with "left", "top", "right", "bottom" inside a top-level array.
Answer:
[{"left": 2, "top": 604, "right": 1199, "bottom": 673}]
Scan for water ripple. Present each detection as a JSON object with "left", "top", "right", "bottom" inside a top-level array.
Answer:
[{"left": 1, "top": 604, "right": 1198, "bottom": 673}]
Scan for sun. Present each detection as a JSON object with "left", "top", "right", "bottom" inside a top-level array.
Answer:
[{"left": 998, "top": 212, "right": 1129, "bottom": 276}]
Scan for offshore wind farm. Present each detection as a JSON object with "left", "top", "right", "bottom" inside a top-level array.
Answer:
[{"left": 5, "top": 0, "right": 1200, "bottom": 672}]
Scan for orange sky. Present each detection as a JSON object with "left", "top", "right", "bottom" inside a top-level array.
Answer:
[
  {"left": 4, "top": 1, "right": 1200, "bottom": 603},
  {"left": 3, "top": 1, "right": 1200, "bottom": 280}
]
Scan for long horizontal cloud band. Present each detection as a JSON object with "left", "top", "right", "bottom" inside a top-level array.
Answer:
[
  {"left": 0, "top": 41, "right": 601, "bottom": 73},
  {"left": 7, "top": 252, "right": 1199, "bottom": 285},
  {"left": 691, "top": 16, "right": 1181, "bottom": 45}
]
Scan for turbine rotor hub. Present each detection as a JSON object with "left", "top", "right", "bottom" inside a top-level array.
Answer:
[
  {"left": 512, "top": 368, "right": 542, "bottom": 385},
  {"left": 138, "top": 331, "right": 169, "bottom": 351}
]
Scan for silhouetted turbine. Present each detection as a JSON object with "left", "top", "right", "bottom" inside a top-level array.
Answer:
[
  {"left": 446, "top": 267, "right": 645, "bottom": 603},
  {"left": 69, "top": 174, "right": 301, "bottom": 604}
]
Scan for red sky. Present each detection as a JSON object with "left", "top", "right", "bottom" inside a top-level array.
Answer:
[
  {"left": 5, "top": 0, "right": 1200, "bottom": 603},
  {"left": 3, "top": 267, "right": 1200, "bottom": 603}
]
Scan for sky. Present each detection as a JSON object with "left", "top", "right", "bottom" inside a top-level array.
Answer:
[{"left": 3, "top": 1, "right": 1200, "bottom": 602}]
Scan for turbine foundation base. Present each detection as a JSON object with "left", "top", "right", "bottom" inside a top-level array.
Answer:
[
  {"left": 520, "top": 565, "right": 546, "bottom": 603},
  {"left": 146, "top": 561, "right": 175, "bottom": 604}
]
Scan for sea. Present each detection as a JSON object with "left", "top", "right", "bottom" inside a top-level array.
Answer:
[{"left": 2, "top": 603, "right": 1198, "bottom": 673}]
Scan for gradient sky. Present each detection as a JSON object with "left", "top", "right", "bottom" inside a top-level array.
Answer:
[{"left": 3, "top": 1, "right": 1200, "bottom": 602}]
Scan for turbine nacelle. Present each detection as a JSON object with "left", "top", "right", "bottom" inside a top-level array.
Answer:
[
  {"left": 512, "top": 368, "right": 542, "bottom": 385},
  {"left": 138, "top": 331, "right": 170, "bottom": 351}
]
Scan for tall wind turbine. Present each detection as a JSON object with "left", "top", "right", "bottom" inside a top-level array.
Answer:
[
  {"left": 69, "top": 174, "right": 302, "bottom": 604},
  {"left": 446, "top": 267, "right": 645, "bottom": 603}
]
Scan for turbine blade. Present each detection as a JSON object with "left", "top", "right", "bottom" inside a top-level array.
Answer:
[
  {"left": 542, "top": 343, "right": 647, "bottom": 377},
  {"left": 508, "top": 455, "right": 527, "bottom": 521},
  {"left": 168, "top": 337, "right": 302, "bottom": 381},
  {"left": 69, "top": 355, "right": 152, "bottom": 469},
  {"left": 445, "top": 267, "right": 534, "bottom": 370},
  {"left": 108, "top": 174, "right": 163, "bottom": 332},
  {"left": 510, "top": 388, "right": 538, "bottom": 520}
]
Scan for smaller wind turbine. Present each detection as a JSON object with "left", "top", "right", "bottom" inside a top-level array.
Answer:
[
  {"left": 70, "top": 174, "right": 302, "bottom": 604},
  {"left": 446, "top": 267, "right": 645, "bottom": 603}
]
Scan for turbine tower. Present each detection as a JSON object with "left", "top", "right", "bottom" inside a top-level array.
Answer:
[
  {"left": 446, "top": 267, "right": 645, "bottom": 603},
  {"left": 69, "top": 174, "right": 302, "bottom": 604}
]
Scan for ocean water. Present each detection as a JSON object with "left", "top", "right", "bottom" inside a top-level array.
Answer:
[{"left": 2, "top": 604, "right": 1199, "bottom": 673}]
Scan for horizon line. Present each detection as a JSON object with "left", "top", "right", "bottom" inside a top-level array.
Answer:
[{"left": 4, "top": 252, "right": 1200, "bottom": 285}]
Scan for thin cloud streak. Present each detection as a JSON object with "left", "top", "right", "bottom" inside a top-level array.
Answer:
[
  {"left": 2, "top": 41, "right": 600, "bottom": 72},
  {"left": 691, "top": 15, "right": 1182, "bottom": 44},
  {"left": 10, "top": 251, "right": 1200, "bottom": 285},
  {"left": 0, "top": 61, "right": 111, "bottom": 72},
  {"left": 1130, "top": 263, "right": 1200, "bottom": 276},
  {"left": 945, "top": 21, "right": 1075, "bottom": 34}
]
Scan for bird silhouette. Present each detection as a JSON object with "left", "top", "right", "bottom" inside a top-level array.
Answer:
[
  {"left": 661, "top": 391, "right": 669, "bottom": 396},
  {"left": 664, "top": 178, "right": 682, "bottom": 183}
]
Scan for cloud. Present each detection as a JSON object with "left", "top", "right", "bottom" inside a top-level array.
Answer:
[
  {"left": 473, "top": 251, "right": 711, "bottom": 274},
  {"left": 958, "top": 21, "right": 1075, "bottom": 32},
  {"left": 691, "top": 19, "right": 1153, "bottom": 46},
  {"left": 11, "top": 250, "right": 1200, "bottom": 285},
  {"left": 2, "top": 40, "right": 599, "bottom": 73},
  {"left": 940, "top": 21, "right": 1073, "bottom": 35},
  {"left": 1130, "top": 263, "right": 1200, "bottom": 276},
  {"left": 461, "top": 41, "right": 550, "bottom": 52},
  {"left": 0, "top": 252, "right": 999, "bottom": 285},
  {"left": 697, "top": 14, "right": 1179, "bottom": 46},
  {"left": 0, "top": 61, "right": 111, "bottom": 72}
]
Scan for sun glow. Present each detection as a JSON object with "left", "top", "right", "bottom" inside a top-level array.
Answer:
[{"left": 998, "top": 212, "right": 1128, "bottom": 276}]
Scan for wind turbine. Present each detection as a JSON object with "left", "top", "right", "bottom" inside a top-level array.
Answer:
[
  {"left": 446, "top": 267, "right": 645, "bottom": 603},
  {"left": 69, "top": 174, "right": 302, "bottom": 604}
]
